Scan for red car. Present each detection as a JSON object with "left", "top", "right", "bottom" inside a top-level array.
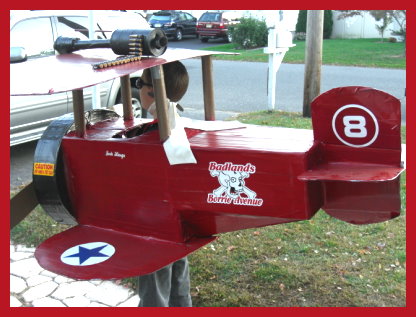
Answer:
[{"left": 197, "top": 11, "right": 241, "bottom": 43}]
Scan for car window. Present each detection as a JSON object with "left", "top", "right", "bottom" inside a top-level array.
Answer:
[
  {"left": 10, "top": 17, "right": 55, "bottom": 59},
  {"left": 56, "top": 16, "right": 90, "bottom": 39},
  {"left": 199, "top": 13, "right": 221, "bottom": 22},
  {"left": 56, "top": 13, "right": 150, "bottom": 41},
  {"left": 178, "top": 13, "right": 187, "bottom": 21},
  {"left": 150, "top": 14, "right": 171, "bottom": 22},
  {"left": 185, "top": 13, "right": 194, "bottom": 21}
]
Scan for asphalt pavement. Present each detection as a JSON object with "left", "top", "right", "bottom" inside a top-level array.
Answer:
[
  {"left": 179, "top": 59, "right": 406, "bottom": 123},
  {"left": 169, "top": 37, "right": 406, "bottom": 123}
]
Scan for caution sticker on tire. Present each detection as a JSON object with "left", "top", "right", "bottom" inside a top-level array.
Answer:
[{"left": 33, "top": 162, "right": 55, "bottom": 176}]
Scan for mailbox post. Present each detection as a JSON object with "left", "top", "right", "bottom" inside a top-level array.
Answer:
[{"left": 263, "top": 11, "right": 297, "bottom": 111}]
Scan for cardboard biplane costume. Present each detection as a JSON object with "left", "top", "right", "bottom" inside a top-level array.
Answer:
[{"left": 10, "top": 29, "right": 405, "bottom": 280}]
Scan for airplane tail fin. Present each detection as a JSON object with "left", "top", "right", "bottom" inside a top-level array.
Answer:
[
  {"left": 311, "top": 86, "right": 402, "bottom": 151},
  {"left": 299, "top": 86, "right": 405, "bottom": 224}
]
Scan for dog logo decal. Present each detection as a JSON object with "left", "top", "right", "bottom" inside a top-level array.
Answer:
[{"left": 207, "top": 162, "right": 263, "bottom": 206}]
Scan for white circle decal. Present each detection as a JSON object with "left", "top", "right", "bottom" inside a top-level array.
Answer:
[
  {"left": 332, "top": 104, "right": 379, "bottom": 148},
  {"left": 61, "top": 242, "right": 115, "bottom": 266}
]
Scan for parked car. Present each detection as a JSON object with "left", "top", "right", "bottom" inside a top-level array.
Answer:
[
  {"left": 148, "top": 11, "right": 197, "bottom": 41},
  {"left": 10, "top": 10, "right": 150, "bottom": 146},
  {"left": 197, "top": 11, "right": 241, "bottom": 43}
]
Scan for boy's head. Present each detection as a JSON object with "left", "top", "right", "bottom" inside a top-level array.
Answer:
[{"left": 141, "top": 61, "right": 189, "bottom": 102}]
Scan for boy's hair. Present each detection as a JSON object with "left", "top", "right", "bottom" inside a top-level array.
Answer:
[{"left": 142, "top": 61, "right": 189, "bottom": 102}]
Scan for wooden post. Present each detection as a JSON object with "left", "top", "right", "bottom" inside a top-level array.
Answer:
[
  {"left": 201, "top": 55, "right": 215, "bottom": 121},
  {"left": 120, "top": 74, "right": 133, "bottom": 120},
  {"left": 10, "top": 182, "right": 38, "bottom": 229},
  {"left": 72, "top": 89, "right": 86, "bottom": 138},
  {"left": 303, "top": 10, "right": 324, "bottom": 117},
  {"left": 151, "top": 65, "right": 170, "bottom": 141}
]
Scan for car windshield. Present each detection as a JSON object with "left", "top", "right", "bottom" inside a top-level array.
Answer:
[
  {"left": 199, "top": 13, "right": 221, "bottom": 22},
  {"left": 150, "top": 15, "right": 172, "bottom": 22}
]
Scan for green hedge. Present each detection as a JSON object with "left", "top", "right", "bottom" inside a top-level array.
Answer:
[
  {"left": 295, "top": 10, "right": 333, "bottom": 39},
  {"left": 230, "top": 17, "right": 268, "bottom": 49}
]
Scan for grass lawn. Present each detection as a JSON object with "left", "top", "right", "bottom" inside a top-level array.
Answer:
[
  {"left": 10, "top": 111, "right": 406, "bottom": 307},
  {"left": 204, "top": 38, "right": 406, "bottom": 69}
]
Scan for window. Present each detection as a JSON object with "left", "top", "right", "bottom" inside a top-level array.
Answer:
[
  {"left": 10, "top": 18, "right": 54, "bottom": 58},
  {"left": 150, "top": 15, "right": 172, "bottom": 22},
  {"left": 199, "top": 13, "right": 221, "bottom": 22},
  {"left": 185, "top": 13, "right": 194, "bottom": 21},
  {"left": 56, "top": 16, "right": 91, "bottom": 39},
  {"left": 178, "top": 13, "right": 187, "bottom": 21}
]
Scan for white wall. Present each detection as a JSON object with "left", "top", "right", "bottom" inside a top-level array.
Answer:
[{"left": 331, "top": 11, "right": 403, "bottom": 40}]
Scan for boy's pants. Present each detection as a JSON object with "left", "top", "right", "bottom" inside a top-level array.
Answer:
[{"left": 138, "top": 257, "right": 192, "bottom": 307}]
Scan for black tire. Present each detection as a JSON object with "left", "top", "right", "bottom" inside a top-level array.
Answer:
[
  {"left": 175, "top": 28, "right": 183, "bottom": 41},
  {"left": 200, "top": 37, "right": 208, "bottom": 43},
  {"left": 33, "top": 109, "right": 120, "bottom": 225},
  {"left": 116, "top": 86, "right": 147, "bottom": 118},
  {"left": 131, "top": 87, "right": 147, "bottom": 118},
  {"left": 33, "top": 113, "right": 77, "bottom": 225}
]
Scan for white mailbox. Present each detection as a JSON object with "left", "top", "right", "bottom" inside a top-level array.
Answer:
[
  {"left": 263, "top": 10, "right": 298, "bottom": 111},
  {"left": 276, "top": 30, "right": 294, "bottom": 48}
]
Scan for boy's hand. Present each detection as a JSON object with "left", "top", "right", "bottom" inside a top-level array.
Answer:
[{"left": 148, "top": 103, "right": 157, "bottom": 118}]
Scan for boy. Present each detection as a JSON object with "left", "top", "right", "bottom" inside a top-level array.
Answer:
[{"left": 135, "top": 61, "right": 192, "bottom": 307}]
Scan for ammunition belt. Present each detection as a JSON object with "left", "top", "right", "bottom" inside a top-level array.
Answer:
[{"left": 92, "top": 34, "right": 144, "bottom": 70}]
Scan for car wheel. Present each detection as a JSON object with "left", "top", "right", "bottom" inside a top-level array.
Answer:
[
  {"left": 115, "top": 86, "right": 147, "bottom": 118},
  {"left": 175, "top": 28, "right": 183, "bottom": 41},
  {"left": 226, "top": 32, "right": 233, "bottom": 43},
  {"left": 200, "top": 37, "right": 208, "bottom": 43},
  {"left": 131, "top": 87, "right": 148, "bottom": 118}
]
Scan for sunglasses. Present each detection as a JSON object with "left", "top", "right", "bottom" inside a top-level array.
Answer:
[{"left": 136, "top": 77, "right": 153, "bottom": 89}]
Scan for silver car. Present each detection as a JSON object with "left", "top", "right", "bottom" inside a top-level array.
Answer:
[{"left": 10, "top": 10, "right": 150, "bottom": 146}]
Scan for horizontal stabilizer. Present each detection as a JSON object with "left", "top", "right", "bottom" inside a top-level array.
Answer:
[
  {"left": 35, "top": 225, "right": 215, "bottom": 280},
  {"left": 298, "top": 162, "right": 404, "bottom": 182}
]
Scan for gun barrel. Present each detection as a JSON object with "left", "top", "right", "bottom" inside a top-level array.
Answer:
[
  {"left": 54, "top": 29, "right": 168, "bottom": 57},
  {"left": 54, "top": 37, "right": 111, "bottom": 54}
]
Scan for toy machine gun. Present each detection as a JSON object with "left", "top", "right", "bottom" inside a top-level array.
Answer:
[{"left": 54, "top": 28, "right": 168, "bottom": 68}]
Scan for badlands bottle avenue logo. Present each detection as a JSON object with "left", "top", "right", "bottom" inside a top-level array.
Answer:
[{"left": 207, "top": 162, "right": 263, "bottom": 206}]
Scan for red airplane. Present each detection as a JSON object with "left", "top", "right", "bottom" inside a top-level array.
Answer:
[{"left": 10, "top": 30, "right": 405, "bottom": 280}]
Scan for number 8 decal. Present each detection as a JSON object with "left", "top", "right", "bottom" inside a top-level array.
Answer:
[
  {"left": 332, "top": 104, "right": 379, "bottom": 148},
  {"left": 343, "top": 115, "right": 367, "bottom": 138}
]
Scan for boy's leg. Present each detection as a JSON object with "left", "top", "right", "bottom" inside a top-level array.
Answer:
[
  {"left": 169, "top": 257, "right": 192, "bottom": 307},
  {"left": 138, "top": 264, "right": 173, "bottom": 307}
]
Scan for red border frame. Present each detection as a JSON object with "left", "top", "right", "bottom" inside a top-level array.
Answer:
[{"left": 4, "top": 3, "right": 413, "bottom": 314}]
